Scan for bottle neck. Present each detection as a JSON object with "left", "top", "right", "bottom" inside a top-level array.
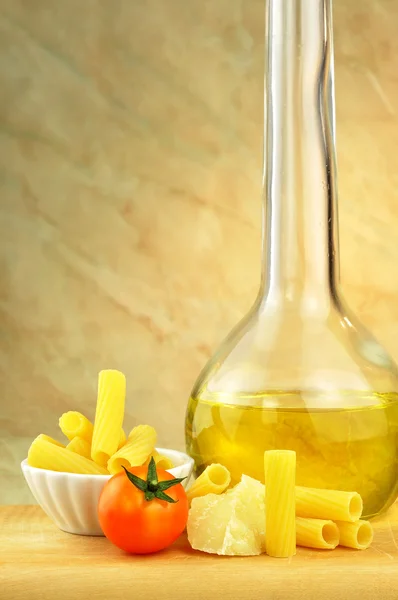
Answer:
[{"left": 260, "top": 0, "right": 340, "bottom": 312}]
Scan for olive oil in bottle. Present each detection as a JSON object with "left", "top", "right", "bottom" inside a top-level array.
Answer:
[{"left": 186, "top": 391, "right": 398, "bottom": 518}]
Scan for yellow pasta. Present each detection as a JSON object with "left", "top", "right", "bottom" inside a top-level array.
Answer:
[
  {"left": 36, "top": 434, "right": 65, "bottom": 447},
  {"left": 153, "top": 453, "right": 174, "bottom": 470},
  {"left": 186, "top": 464, "right": 231, "bottom": 502},
  {"left": 28, "top": 436, "right": 108, "bottom": 475},
  {"left": 145, "top": 450, "right": 174, "bottom": 470},
  {"left": 296, "top": 517, "right": 340, "bottom": 550},
  {"left": 66, "top": 436, "right": 91, "bottom": 459},
  {"left": 59, "top": 410, "right": 125, "bottom": 452},
  {"left": 264, "top": 450, "right": 296, "bottom": 558},
  {"left": 59, "top": 411, "right": 94, "bottom": 443},
  {"left": 107, "top": 424, "right": 156, "bottom": 474},
  {"left": 296, "top": 487, "right": 363, "bottom": 522},
  {"left": 335, "top": 520, "right": 373, "bottom": 550},
  {"left": 91, "top": 370, "right": 126, "bottom": 467},
  {"left": 118, "top": 429, "right": 127, "bottom": 449}
]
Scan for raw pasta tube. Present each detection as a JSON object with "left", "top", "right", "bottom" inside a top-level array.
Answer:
[
  {"left": 118, "top": 429, "right": 127, "bottom": 449},
  {"left": 37, "top": 434, "right": 65, "bottom": 448},
  {"left": 264, "top": 450, "right": 296, "bottom": 558},
  {"left": 335, "top": 520, "right": 373, "bottom": 550},
  {"left": 186, "top": 464, "right": 231, "bottom": 502},
  {"left": 28, "top": 436, "right": 108, "bottom": 474},
  {"left": 59, "top": 411, "right": 94, "bottom": 443},
  {"left": 91, "top": 370, "right": 126, "bottom": 467},
  {"left": 66, "top": 436, "right": 91, "bottom": 460},
  {"left": 107, "top": 425, "right": 157, "bottom": 474},
  {"left": 155, "top": 455, "right": 174, "bottom": 470},
  {"left": 296, "top": 487, "right": 363, "bottom": 522},
  {"left": 145, "top": 450, "right": 174, "bottom": 471},
  {"left": 296, "top": 517, "right": 339, "bottom": 550}
]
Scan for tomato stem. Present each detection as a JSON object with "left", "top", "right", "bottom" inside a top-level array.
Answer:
[{"left": 122, "top": 458, "right": 187, "bottom": 504}]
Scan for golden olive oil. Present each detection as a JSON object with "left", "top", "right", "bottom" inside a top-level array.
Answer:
[{"left": 185, "top": 392, "right": 398, "bottom": 518}]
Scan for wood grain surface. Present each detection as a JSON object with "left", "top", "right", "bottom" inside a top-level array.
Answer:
[{"left": 0, "top": 504, "right": 397, "bottom": 600}]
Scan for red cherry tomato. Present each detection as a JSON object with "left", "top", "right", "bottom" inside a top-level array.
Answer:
[{"left": 98, "top": 458, "right": 188, "bottom": 554}]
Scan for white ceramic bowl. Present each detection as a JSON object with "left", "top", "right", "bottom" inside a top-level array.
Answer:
[{"left": 21, "top": 447, "right": 194, "bottom": 536}]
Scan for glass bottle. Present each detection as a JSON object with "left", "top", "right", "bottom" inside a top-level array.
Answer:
[{"left": 185, "top": 0, "right": 398, "bottom": 518}]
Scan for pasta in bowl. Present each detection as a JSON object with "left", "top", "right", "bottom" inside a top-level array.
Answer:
[
  {"left": 21, "top": 447, "right": 194, "bottom": 536},
  {"left": 21, "top": 369, "right": 194, "bottom": 535}
]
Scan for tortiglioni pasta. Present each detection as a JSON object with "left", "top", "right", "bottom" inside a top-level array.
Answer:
[
  {"left": 91, "top": 370, "right": 126, "bottom": 467},
  {"left": 118, "top": 429, "right": 127, "bottom": 449},
  {"left": 36, "top": 434, "right": 65, "bottom": 448},
  {"left": 296, "top": 517, "right": 340, "bottom": 549},
  {"left": 107, "top": 424, "right": 156, "bottom": 474},
  {"left": 335, "top": 520, "right": 373, "bottom": 550},
  {"left": 296, "top": 487, "right": 363, "bottom": 522},
  {"left": 66, "top": 436, "right": 91, "bottom": 460},
  {"left": 28, "top": 436, "right": 108, "bottom": 475},
  {"left": 59, "top": 411, "right": 94, "bottom": 443},
  {"left": 145, "top": 450, "right": 174, "bottom": 470},
  {"left": 187, "top": 464, "right": 231, "bottom": 502},
  {"left": 264, "top": 450, "right": 296, "bottom": 558}
]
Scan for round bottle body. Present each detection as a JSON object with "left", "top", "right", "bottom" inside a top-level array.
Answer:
[{"left": 186, "top": 389, "right": 398, "bottom": 518}]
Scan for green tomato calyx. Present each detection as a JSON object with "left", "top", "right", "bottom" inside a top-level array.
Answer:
[{"left": 122, "top": 457, "right": 187, "bottom": 503}]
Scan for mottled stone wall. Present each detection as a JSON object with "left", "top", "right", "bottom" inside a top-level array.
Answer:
[{"left": 1, "top": 0, "right": 398, "bottom": 502}]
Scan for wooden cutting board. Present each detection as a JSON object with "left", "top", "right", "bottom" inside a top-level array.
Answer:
[{"left": 1, "top": 504, "right": 397, "bottom": 600}]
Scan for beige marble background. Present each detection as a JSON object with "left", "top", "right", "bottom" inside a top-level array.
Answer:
[{"left": 1, "top": 0, "right": 398, "bottom": 503}]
